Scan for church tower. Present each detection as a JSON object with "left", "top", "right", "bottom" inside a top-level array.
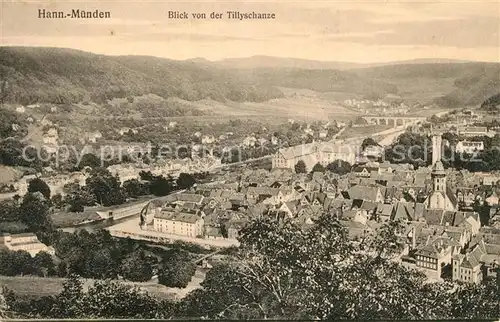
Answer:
[
  {"left": 432, "top": 160, "right": 446, "bottom": 194},
  {"left": 431, "top": 134, "right": 442, "bottom": 166},
  {"left": 426, "top": 134, "right": 457, "bottom": 211}
]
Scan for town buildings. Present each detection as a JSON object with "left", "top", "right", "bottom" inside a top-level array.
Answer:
[
  {"left": 455, "top": 141, "right": 484, "bottom": 154},
  {"left": 153, "top": 210, "right": 204, "bottom": 237},
  {"left": 457, "top": 126, "right": 489, "bottom": 137},
  {"left": 272, "top": 142, "right": 356, "bottom": 171},
  {"left": 453, "top": 234, "right": 500, "bottom": 284}
]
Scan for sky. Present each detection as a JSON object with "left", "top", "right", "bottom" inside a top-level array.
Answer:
[{"left": 1, "top": 0, "right": 500, "bottom": 63}]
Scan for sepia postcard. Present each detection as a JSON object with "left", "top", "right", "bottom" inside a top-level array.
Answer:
[{"left": 0, "top": 0, "right": 499, "bottom": 320}]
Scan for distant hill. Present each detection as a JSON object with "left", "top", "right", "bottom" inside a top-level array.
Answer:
[
  {"left": 0, "top": 47, "right": 398, "bottom": 105},
  {"left": 353, "top": 62, "right": 500, "bottom": 107},
  {"left": 209, "top": 55, "right": 363, "bottom": 70},
  {"left": 1, "top": 47, "right": 498, "bottom": 108},
  {"left": 202, "top": 56, "right": 472, "bottom": 70},
  {"left": 0, "top": 47, "right": 284, "bottom": 105}
]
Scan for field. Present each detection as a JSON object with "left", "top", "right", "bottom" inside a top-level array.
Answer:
[{"left": 0, "top": 269, "right": 207, "bottom": 300}]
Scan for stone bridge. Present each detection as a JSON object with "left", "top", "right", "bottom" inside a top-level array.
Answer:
[{"left": 361, "top": 116, "right": 426, "bottom": 127}]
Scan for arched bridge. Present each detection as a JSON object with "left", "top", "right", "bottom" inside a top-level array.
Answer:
[{"left": 361, "top": 116, "right": 426, "bottom": 127}]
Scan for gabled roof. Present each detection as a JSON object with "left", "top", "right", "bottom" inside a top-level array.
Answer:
[
  {"left": 415, "top": 244, "right": 439, "bottom": 259},
  {"left": 423, "top": 209, "right": 446, "bottom": 226},
  {"left": 376, "top": 203, "right": 393, "bottom": 217},
  {"left": 154, "top": 211, "right": 202, "bottom": 223},
  {"left": 246, "top": 187, "right": 279, "bottom": 197},
  {"left": 347, "top": 185, "right": 382, "bottom": 202},
  {"left": 360, "top": 200, "right": 378, "bottom": 212},
  {"left": 392, "top": 202, "right": 414, "bottom": 221},
  {"left": 175, "top": 193, "right": 204, "bottom": 203}
]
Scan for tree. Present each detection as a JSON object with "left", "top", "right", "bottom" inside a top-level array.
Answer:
[
  {"left": 361, "top": 137, "right": 378, "bottom": 150},
  {"left": 51, "top": 193, "right": 64, "bottom": 210},
  {"left": 51, "top": 275, "right": 86, "bottom": 318},
  {"left": 472, "top": 200, "right": 491, "bottom": 226},
  {"left": 0, "top": 109, "right": 19, "bottom": 138},
  {"left": 78, "top": 153, "right": 102, "bottom": 169},
  {"left": 83, "top": 280, "right": 171, "bottom": 319},
  {"left": 27, "top": 178, "right": 51, "bottom": 200},
  {"left": 32, "top": 251, "right": 56, "bottom": 277},
  {"left": 65, "top": 187, "right": 95, "bottom": 212},
  {"left": 0, "top": 199, "right": 20, "bottom": 222},
  {"left": 158, "top": 251, "right": 196, "bottom": 288},
  {"left": 122, "top": 179, "right": 149, "bottom": 198},
  {"left": 121, "top": 250, "right": 154, "bottom": 282},
  {"left": 176, "top": 173, "right": 196, "bottom": 190},
  {"left": 0, "top": 250, "right": 34, "bottom": 276},
  {"left": 311, "top": 163, "right": 325, "bottom": 173},
  {"left": 294, "top": 160, "right": 307, "bottom": 174},
  {"left": 179, "top": 213, "right": 500, "bottom": 320},
  {"left": 385, "top": 132, "right": 431, "bottom": 167},
  {"left": 19, "top": 193, "right": 52, "bottom": 232},
  {"left": 0, "top": 138, "right": 39, "bottom": 167},
  {"left": 149, "top": 176, "right": 175, "bottom": 197},
  {"left": 84, "top": 248, "right": 119, "bottom": 279},
  {"left": 0, "top": 287, "right": 7, "bottom": 319},
  {"left": 442, "top": 132, "right": 459, "bottom": 147},
  {"left": 86, "top": 168, "right": 125, "bottom": 207},
  {"left": 326, "top": 160, "right": 352, "bottom": 175}
]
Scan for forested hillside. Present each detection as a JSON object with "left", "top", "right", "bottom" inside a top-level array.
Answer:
[
  {"left": 354, "top": 62, "right": 500, "bottom": 107},
  {"left": 0, "top": 47, "right": 284, "bottom": 105},
  {"left": 480, "top": 93, "right": 500, "bottom": 112},
  {"left": 1, "top": 47, "right": 498, "bottom": 108}
]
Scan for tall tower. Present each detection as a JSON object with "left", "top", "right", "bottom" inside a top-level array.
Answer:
[
  {"left": 431, "top": 134, "right": 442, "bottom": 166},
  {"left": 428, "top": 160, "right": 448, "bottom": 209},
  {"left": 432, "top": 161, "right": 446, "bottom": 193}
]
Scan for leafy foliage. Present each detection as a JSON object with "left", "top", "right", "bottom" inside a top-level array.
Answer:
[
  {"left": 122, "top": 179, "right": 150, "bottom": 198},
  {"left": 121, "top": 250, "right": 154, "bottom": 282},
  {"left": 361, "top": 137, "right": 379, "bottom": 150},
  {"left": 4, "top": 276, "right": 174, "bottom": 319},
  {"left": 176, "top": 173, "right": 196, "bottom": 190},
  {"left": 179, "top": 215, "right": 500, "bottom": 320},
  {"left": 158, "top": 250, "right": 196, "bottom": 288},
  {"left": 85, "top": 168, "right": 126, "bottom": 207},
  {"left": 0, "top": 249, "right": 55, "bottom": 277},
  {"left": 0, "top": 287, "right": 7, "bottom": 319},
  {"left": 19, "top": 193, "right": 53, "bottom": 232},
  {"left": 0, "top": 138, "right": 46, "bottom": 168},
  {"left": 326, "top": 159, "right": 352, "bottom": 175},
  {"left": 294, "top": 160, "right": 306, "bottom": 174},
  {"left": 27, "top": 178, "right": 51, "bottom": 200},
  {"left": 311, "top": 163, "right": 325, "bottom": 173},
  {"left": 480, "top": 93, "right": 500, "bottom": 113},
  {"left": 385, "top": 132, "right": 432, "bottom": 168}
]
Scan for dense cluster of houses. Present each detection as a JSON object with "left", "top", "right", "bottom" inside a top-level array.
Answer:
[
  {"left": 136, "top": 147, "right": 500, "bottom": 283},
  {"left": 107, "top": 157, "right": 221, "bottom": 182}
]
